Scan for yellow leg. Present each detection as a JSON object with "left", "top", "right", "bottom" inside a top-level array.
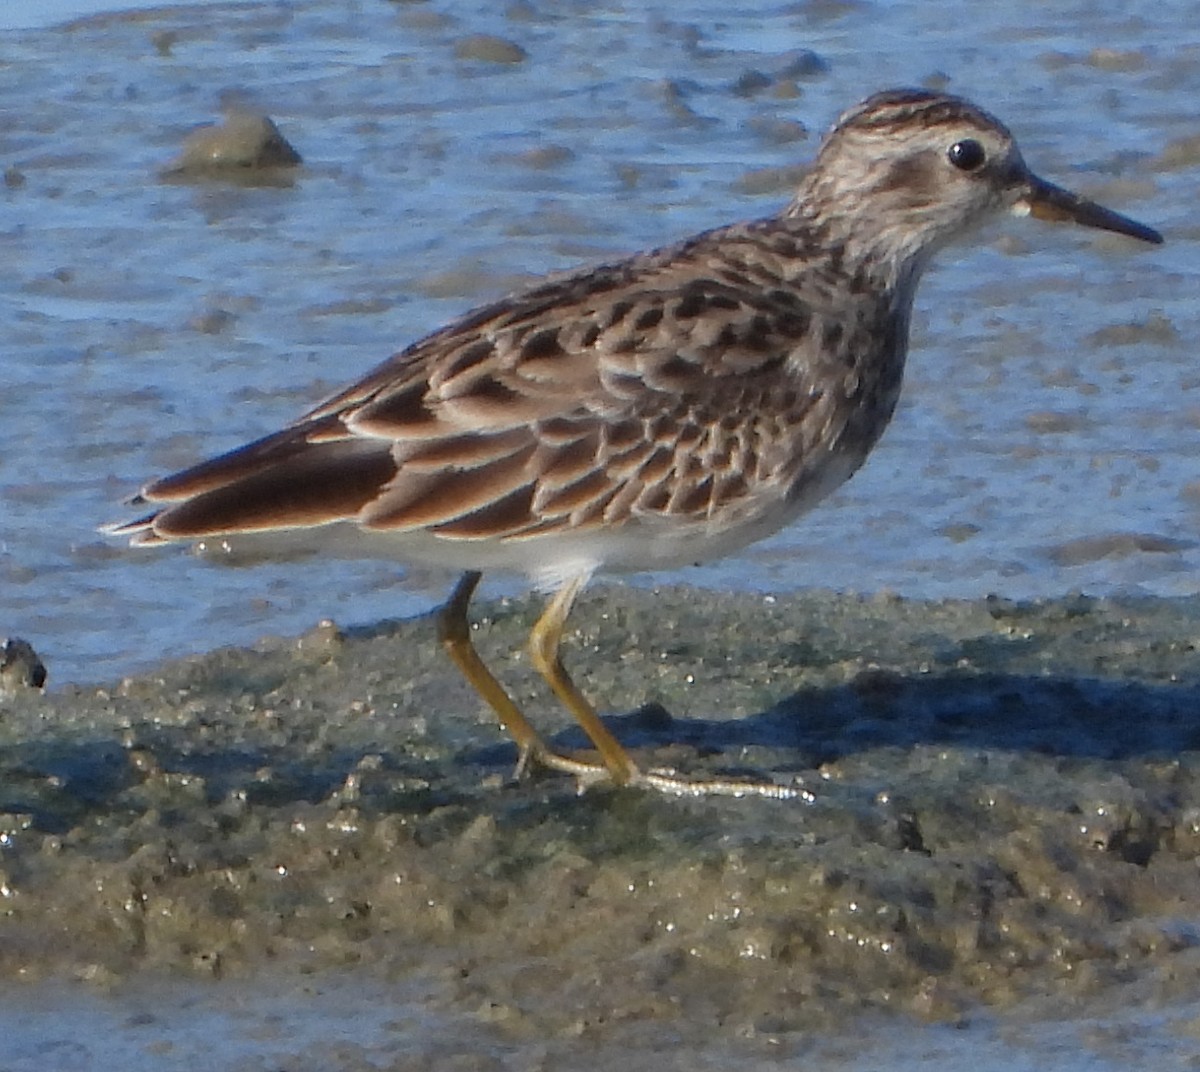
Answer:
[
  {"left": 437, "top": 571, "right": 608, "bottom": 782},
  {"left": 439, "top": 571, "right": 799, "bottom": 799},
  {"left": 528, "top": 575, "right": 640, "bottom": 786}
]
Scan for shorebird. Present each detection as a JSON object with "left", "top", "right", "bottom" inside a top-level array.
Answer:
[{"left": 108, "top": 88, "right": 1162, "bottom": 796}]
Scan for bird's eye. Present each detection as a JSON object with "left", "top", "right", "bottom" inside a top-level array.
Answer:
[{"left": 947, "top": 139, "right": 986, "bottom": 172}]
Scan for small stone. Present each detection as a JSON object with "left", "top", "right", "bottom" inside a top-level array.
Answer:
[
  {"left": 297, "top": 618, "right": 346, "bottom": 656},
  {"left": 0, "top": 637, "right": 46, "bottom": 694},
  {"left": 151, "top": 30, "right": 177, "bottom": 57},
  {"left": 1157, "top": 134, "right": 1200, "bottom": 171},
  {"left": 165, "top": 110, "right": 302, "bottom": 178},
  {"left": 1085, "top": 311, "right": 1180, "bottom": 348},
  {"left": 732, "top": 70, "right": 773, "bottom": 98},
  {"left": 746, "top": 116, "right": 809, "bottom": 146},
  {"left": 453, "top": 34, "right": 527, "bottom": 64},
  {"left": 936, "top": 523, "right": 981, "bottom": 544},
  {"left": 778, "top": 49, "right": 830, "bottom": 79},
  {"left": 1086, "top": 47, "right": 1146, "bottom": 72},
  {"left": 188, "top": 308, "right": 237, "bottom": 336},
  {"left": 506, "top": 144, "right": 575, "bottom": 170}
]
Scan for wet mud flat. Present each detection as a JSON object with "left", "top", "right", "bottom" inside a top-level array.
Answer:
[{"left": 2, "top": 586, "right": 1200, "bottom": 1049}]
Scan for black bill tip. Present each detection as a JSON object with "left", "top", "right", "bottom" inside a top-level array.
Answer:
[{"left": 1020, "top": 176, "right": 1162, "bottom": 245}]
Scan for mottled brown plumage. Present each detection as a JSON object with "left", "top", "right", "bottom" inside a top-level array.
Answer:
[{"left": 109, "top": 89, "right": 1162, "bottom": 796}]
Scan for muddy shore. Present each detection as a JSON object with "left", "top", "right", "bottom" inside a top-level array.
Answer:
[{"left": 1, "top": 586, "right": 1199, "bottom": 1043}]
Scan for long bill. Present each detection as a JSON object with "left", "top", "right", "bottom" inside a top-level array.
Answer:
[{"left": 1018, "top": 175, "right": 1163, "bottom": 244}]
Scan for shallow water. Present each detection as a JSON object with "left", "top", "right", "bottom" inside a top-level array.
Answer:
[
  {"left": 0, "top": 0, "right": 248, "bottom": 31},
  {"left": 3, "top": 973, "right": 1199, "bottom": 1071},
  {"left": 0, "top": 0, "right": 1194, "bottom": 688}
]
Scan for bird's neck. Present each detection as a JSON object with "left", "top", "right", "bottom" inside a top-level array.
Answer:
[{"left": 779, "top": 184, "right": 934, "bottom": 302}]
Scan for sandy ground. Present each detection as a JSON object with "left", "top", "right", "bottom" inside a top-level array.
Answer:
[{"left": 2, "top": 585, "right": 1199, "bottom": 1065}]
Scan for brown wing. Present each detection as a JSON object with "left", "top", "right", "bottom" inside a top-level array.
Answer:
[{"left": 113, "top": 218, "right": 857, "bottom": 546}]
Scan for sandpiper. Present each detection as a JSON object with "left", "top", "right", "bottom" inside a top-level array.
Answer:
[{"left": 108, "top": 89, "right": 1162, "bottom": 796}]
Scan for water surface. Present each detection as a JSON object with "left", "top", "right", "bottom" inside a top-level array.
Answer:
[{"left": 0, "top": 1, "right": 1194, "bottom": 687}]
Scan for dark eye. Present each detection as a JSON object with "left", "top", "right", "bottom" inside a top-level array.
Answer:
[{"left": 947, "top": 139, "right": 986, "bottom": 172}]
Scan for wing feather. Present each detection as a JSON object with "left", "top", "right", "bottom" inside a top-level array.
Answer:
[
  {"left": 147, "top": 440, "right": 397, "bottom": 538},
  {"left": 111, "top": 215, "right": 882, "bottom": 549}
]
